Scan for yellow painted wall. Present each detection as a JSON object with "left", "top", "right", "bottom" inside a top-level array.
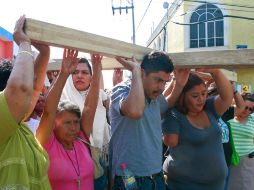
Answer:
[
  {"left": 167, "top": 5, "right": 185, "bottom": 53},
  {"left": 151, "top": 0, "right": 254, "bottom": 91},
  {"left": 227, "top": 0, "right": 254, "bottom": 91}
]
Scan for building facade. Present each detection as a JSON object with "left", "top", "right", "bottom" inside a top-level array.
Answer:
[
  {"left": 0, "top": 27, "right": 13, "bottom": 61},
  {"left": 147, "top": 0, "right": 254, "bottom": 92}
]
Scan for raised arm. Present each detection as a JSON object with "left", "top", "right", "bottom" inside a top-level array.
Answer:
[
  {"left": 115, "top": 57, "right": 145, "bottom": 119},
  {"left": 4, "top": 15, "right": 34, "bottom": 123},
  {"left": 81, "top": 54, "right": 102, "bottom": 137},
  {"left": 36, "top": 49, "right": 78, "bottom": 146},
  {"left": 165, "top": 69, "right": 190, "bottom": 108},
  {"left": 197, "top": 68, "right": 233, "bottom": 116},
  {"left": 232, "top": 83, "right": 245, "bottom": 115},
  {"left": 25, "top": 43, "right": 50, "bottom": 119}
]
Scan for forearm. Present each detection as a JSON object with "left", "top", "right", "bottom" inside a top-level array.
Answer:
[
  {"left": 33, "top": 47, "right": 50, "bottom": 92},
  {"left": 36, "top": 71, "right": 69, "bottom": 145},
  {"left": 82, "top": 70, "right": 101, "bottom": 136},
  {"left": 212, "top": 70, "right": 233, "bottom": 115},
  {"left": 5, "top": 42, "right": 34, "bottom": 122},
  {"left": 212, "top": 70, "right": 233, "bottom": 103},
  {"left": 44, "top": 71, "right": 69, "bottom": 113},
  {"left": 163, "top": 80, "right": 175, "bottom": 98},
  {"left": 25, "top": 47, "right": 50, "bottom": 119},
  {"left": 234, "top": 91, "right": 245, "bottom": 115},
  {"left": 166, "top": 81, "right": 184, "bottom": 108},
  {"left": 121, "top": 68, "right": 145, "bottom": 119}
]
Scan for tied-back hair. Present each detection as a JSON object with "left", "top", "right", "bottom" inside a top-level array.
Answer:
[
  {"left": 0, "top": 60, "right": 13, "bottom": 91},
  {"left": 141, "top": 51, "right": 174, "bottom": 75},
  {"left": 56, "top": 100, "right": 81, "bottom": 119},
  {"left": 78, "top": 57, "right": 92, "bottom": 75},
  {"left": 176, "top": 73, "right": 206, "bottom": 114}
]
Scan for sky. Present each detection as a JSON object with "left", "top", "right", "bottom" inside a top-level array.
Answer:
[{"left": 0, "top": 0, "right": 171, "bottom": 88}]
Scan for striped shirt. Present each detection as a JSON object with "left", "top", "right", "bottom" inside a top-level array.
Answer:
[{"left": 229, "top": 115, "right": 254, "bottom": 157}]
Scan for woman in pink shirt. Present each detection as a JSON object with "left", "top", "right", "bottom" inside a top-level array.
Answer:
[{"left": 36, "top": 49, "right": 102, "bottom": 190}]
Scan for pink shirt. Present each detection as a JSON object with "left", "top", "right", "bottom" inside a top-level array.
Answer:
[{"left": 44, "top": 132, "right": 94, "bottom": 190}]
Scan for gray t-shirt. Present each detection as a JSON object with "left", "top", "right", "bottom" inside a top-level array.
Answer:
[
  {"left": 109, "top": 80, "right": 168, "bottom": 177},
  {"left": 162, "top": 97, "right": 227, "bottom": 190}
]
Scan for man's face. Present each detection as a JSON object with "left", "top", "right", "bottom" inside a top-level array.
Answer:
[{"left": 142, "top": 71, "right": 171, "bottom": 100}]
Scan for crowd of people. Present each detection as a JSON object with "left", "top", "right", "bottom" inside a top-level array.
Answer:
[{"left": 0, "top": 16, "right": 254, "bottom": 190}]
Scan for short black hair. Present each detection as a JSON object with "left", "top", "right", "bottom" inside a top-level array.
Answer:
[
  {"left": 141, "top": 51, "right": 174, "bottom": 75},
  {"left": 78, "top": 58, "right": 92, "bottom": 75},
  {"left": 0, "top": 60, "right": 13, "bottom": 91}
]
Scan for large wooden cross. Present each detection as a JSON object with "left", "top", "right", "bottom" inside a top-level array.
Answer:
[{"left": 25, "top": 18, "right": 252, "bottom": 81}]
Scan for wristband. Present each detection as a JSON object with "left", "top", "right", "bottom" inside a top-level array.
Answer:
[
  {"left": 233, "top": 90, "right": 238, "bottom": 95},
  {"left": 17, "top": 51, "right": 34, "bottom": 59}
]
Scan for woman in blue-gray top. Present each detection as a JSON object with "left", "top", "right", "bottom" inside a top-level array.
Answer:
[{"left": 162, "top": 69, "right": 233, "bottom": 190}]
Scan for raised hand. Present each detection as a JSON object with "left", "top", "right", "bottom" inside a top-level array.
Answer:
[
  {"left": 195, "top": 68, "right": 219, "bottom": 75},
  {"left": 13, "top": 15, "right": 30, "bottom": 45},
  {"left": 174, "top": 68, "right": 190, "bottom": 87},
  {"left": 90, "top": 53, "right": 102, "bottom": 71},
  {"left": 32, "top": 42, "right": 50, "bottom": 54},
  {"left": 115, "top": 56, "right": 140, "bottom": 71},
  {"left": 61, "top": 48, "right": 79, "bottom": 75}
]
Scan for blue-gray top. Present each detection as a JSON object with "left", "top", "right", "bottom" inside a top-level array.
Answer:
[
  {"left": 109, "top": 80, "right": 168, "bottom": 177},
  {"left": 162, "top": 97, "right": 227, "bottom": 190}
]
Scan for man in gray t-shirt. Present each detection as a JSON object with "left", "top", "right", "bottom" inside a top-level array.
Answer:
[{"left": 109, "top": 51, "right": 189, "bottom": 190}]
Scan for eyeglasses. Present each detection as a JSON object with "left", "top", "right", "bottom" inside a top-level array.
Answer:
[{"left": 245, "top": 106, "right": 254, "bottom": 112}]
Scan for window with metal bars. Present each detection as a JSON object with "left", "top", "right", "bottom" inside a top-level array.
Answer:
[{"left": 190, "top": 3, "right": 224, "bottom": 48}]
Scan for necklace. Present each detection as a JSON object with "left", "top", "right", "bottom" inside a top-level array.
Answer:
[{"left": 65, "top": 144, "right": 81, "bottom": 189}]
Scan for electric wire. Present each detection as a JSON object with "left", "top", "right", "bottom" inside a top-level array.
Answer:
[{"left": 135, "top": 0, "right": 153, "bottom": 33}]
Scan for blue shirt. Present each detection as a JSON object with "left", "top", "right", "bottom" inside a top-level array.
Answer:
[
  {"left": 109, "top": 80, "right": 168, "bottom": 177},
  {"left": 162, "top": 98, "right": 227, "bottom": 190},
  {"left": 218, "top": 117, "right": 229, "bottom": 143}
]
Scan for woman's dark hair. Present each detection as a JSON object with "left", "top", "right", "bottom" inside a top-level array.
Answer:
[
  {"left": 0, "top": 60, "right": 13, "bottom": 91},
  {"left": 141, "top": 51, "right": 174, "bottom": 75},
  {"left": 176, "top": 73, "right": 206, "bottom": 114},
  {"left": 241, "top": 92, "right": 254, "bottom": 102},
  {"left": 78, "top": 58, "right": 92, "bottom": 75}
]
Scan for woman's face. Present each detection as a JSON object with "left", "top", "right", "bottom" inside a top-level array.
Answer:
[
  {"left": 54, "top": 111, "right": 80, "bottom": 147},
  {"left": 184, "top": 84, "right": 207, "bottom": 113},
  {"left": 72, "top": 63, "right": 91, "bottom": 91},
  {"left": 238, "top": 100, "right": 254, "bottom": 119}
]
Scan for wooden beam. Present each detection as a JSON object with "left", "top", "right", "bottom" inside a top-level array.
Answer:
[
  {"left": 25, "top": 18, "right": 254, "bottom": 69},
  {"left": 191, "top": 69, "right": 237, "bottom": 82},
  {"left": 25, "top": 18, "right": 152, "bottom": 61},
  {"left": 48, "top": 59, "right": 237, "bottom": 81}
]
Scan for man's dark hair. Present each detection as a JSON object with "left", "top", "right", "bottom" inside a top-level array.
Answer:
[
  {"left": 0, "top": 60, "right": 13, "bottom": 91},
  {"left": 141, "top": 51, "right": 174, "bottom": 75},
  {"left": 78, "top": 58, "right": 92, "bottom": 75}
]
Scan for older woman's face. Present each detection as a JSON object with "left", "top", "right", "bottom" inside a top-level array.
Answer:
[
  {"left": 184, "top": 84, "right": 207, "bottom": 113},
  {"left": 54, "top": 111, "right": 80, "bottom": 147},
  {"left": 238, "top": 100, "right": 254, "bottom": 118},
  {"left": 72, "top": 63, "right": 91, "bottom": 91}
]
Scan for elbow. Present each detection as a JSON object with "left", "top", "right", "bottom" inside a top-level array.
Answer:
[
  {"left": 7, "top": 82, "right": 33, "bottom": 98},
  {"left": 164, "top": 141, "right": 178, "bottom": 148},
  {"left": 163, "top": 134, "right": 178, "bottom": 148}
]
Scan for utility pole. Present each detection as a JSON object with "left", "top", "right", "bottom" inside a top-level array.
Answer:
[{"left": 112, "top": 0, "right": 136, "bottom": 44}]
